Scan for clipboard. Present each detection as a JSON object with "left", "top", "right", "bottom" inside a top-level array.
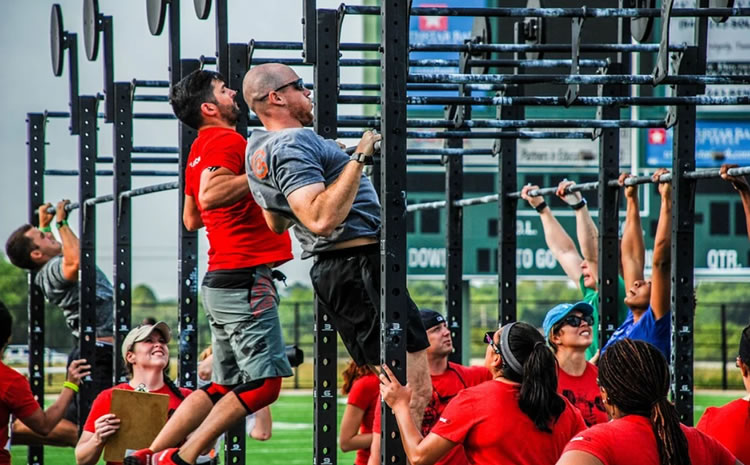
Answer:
[{"left": 103, "top": 389, "right": 170, "bottom": 463}]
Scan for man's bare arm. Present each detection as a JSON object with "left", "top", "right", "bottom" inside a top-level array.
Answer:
[
  {"left": 53, "top": 200, "right": 81, "bottom": 283},
  {"left": 557, "top": 180, "right": 598, "bottom": 264},
  {"left": 183, "top": 195, "right": 204, "bottom": 231},
  {"left": 198, "top": 167, "right": 250, "bottom": 210},
  {"left": 262, "top": 209, "right": 293, "bottom": 234},
  {"left": 286, "top": 131, "right": 380, "bottom": 236},
  {"left": 721, "top": 163, "right": 750, "bottom": 241}
]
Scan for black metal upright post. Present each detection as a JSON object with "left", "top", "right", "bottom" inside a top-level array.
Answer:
[
  {"left": 597, "top": 66, "right": 623, "bottom": 348},
  {"left": 671, "top": 47, "right": 699, "bottom": 425},
  {"left": 113, "top": 82, "right": 133, "bottom": 384},
  {"left": 313, "top": 9, "right": 339, "bottom": 465},
  {"left": 26, "top": 113, "right": 46, "bottom": 465},
  {"left": 77, "top": 95, "right": 99, "bottom": 428},
  {"left": 67, "top": 33, "right": 80, "bottom": 135},
  {"left": 102, "top": 15, "right": 115, "bottom": 122},
  {"left": 302, "top": 0, "right": 317, "bottom": 64},
  {"left": 167, "top": 0, "right": 181, "bottom": 86},
  {"left": 177, "top": 59, "right": 200, "bottom": 391},
  {"left": 497, "top": 87, "right": 522, "bottom": 326},
  {"left": 215, "top": 0, "right": 229, "bottom": 78},
  {"left": 224, "top": 43, "right": 249, "bottom": 465},
  {"left": 444, "top": 128, "right": 464, "bottom": 363},
  {"left": 381, "top": 3, "right": 409, "bottom": 465}
]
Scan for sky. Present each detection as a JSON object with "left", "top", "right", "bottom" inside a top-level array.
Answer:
[{"left": 0, "top": 1, "right": 366, "bottom": 300}]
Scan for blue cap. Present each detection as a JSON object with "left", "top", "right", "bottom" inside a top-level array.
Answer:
[{"left": 542, "top": 302, "right": 594, "bottom": 340}]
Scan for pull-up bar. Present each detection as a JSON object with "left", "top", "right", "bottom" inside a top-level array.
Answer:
[
  {"left": 45, "top": 181, "right": 179, "bottom": 214},
  {"left": 406, "top": 166, "right": 750, "bottom": 212}
]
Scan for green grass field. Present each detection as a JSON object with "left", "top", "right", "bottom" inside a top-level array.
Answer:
[{"left": 10, "top": 390, "right": 742, "bottom": 465}]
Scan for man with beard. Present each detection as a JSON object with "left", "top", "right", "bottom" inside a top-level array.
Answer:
[
  {"left": 242, "top": 63, "right": 433, "bottom": 427},
  {"left": 366, "top": 310, "right": 492, "bottom": 465},
  {"left": 126, "top": 70, "right": 293, "bottom": 465}
]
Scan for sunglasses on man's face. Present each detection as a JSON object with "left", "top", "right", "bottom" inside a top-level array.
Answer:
[
  {"left": 560, "top": 314, "right": 594, "bottom": 328},
  {"left": 484, "top": 331, "right": 502, "bottom": 354},
  {"left": 258, "top": 78, "right": 306, "bottom": 100}
]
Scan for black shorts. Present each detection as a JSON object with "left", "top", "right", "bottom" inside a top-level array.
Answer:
[
  {"left": 309, "top": 244, "right": 429, "bottom": 365},
  {"left": 64, "top": 341, "right": 119, "bottom": 424}
]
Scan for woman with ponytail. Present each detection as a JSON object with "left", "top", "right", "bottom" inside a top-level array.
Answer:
[
  {"left": 339, "top": 360, "right": 379, "bottom": 465},
  {"left": 557, "top": 338, "right": 739, "bottom": 465},
  {"left": 380, "top": 321, "right": 585, "bottom": 465},
  {"left": 76, "top": 322, "right": 192, "bottom": 465}
]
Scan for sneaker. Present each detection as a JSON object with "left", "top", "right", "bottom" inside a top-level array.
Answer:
[
  {"left": 123, "top": 448, "right": 153, "bottom": 465},
  {"left": 151, "top": 448, "right": 185, "bottom": 465}
]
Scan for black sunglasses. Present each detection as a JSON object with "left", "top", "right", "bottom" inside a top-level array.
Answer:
[
  {"left": 484, "top": 331, "right": 501, "bottom": 355},
  {"left": 258, "top": 78, "right": 306, "bottom": 100},
  {"left": 560, "top": 314, "right": 594, "bottom": 328}
]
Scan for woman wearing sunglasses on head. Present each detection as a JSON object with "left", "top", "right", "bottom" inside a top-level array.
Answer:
[
  {"left": 557, "top": 339, "right": 739, "bottom": 465},
  {"left": 380, "top": 321, "right": 585, "bottom": 465},
  {"left": 542, "top": 302, "right": 608, "bottom": 427}
]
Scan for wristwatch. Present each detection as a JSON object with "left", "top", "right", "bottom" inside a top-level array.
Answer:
[{"left": 350, "top": 152, "right": 373, "bottom": 165}]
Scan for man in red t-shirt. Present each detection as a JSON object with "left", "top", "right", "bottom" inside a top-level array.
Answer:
[
  {"left": 0, "top": 302, "right": 89, "bottom": 465},
  {"left": 367, "top": 310, "right": 491, "bottom": 465},
  {"left": 126, "top": 70, "right": 293, "bottom": 465},
  {"left": 696, "top": 324, "right": 750, "bottom": 465}
]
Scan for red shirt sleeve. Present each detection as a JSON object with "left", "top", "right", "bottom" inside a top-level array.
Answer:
[
  {"left": 462, "top": 366, "right": 492, "bottom": 386},
  {"left": 695, "top": 407, "right": 714, "bottom": 433},
  {"left": 347, "top": 375, "right": 379, "bottom": 410},
  {"left": 372, "top": 397, "right": 381, "bottom": 433},
  {"left": 4, "top": 371, "right": 39, "bottom": 420},
  {"left": 83, "top": 389, "right": 113, "bottom": 433}
]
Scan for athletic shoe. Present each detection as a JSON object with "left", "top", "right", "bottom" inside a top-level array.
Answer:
[
  {"left": 151, "top": 448, "right": 188, "bottom": 465},
  {"left": 123, "top": 448, "right": 152, "bottom": 465}
]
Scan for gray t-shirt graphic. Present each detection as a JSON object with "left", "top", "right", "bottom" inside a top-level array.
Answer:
[
  {"left": 245, "top": 128, "right": 380, "bottom": 257},
  {"left": 34, "top": 255, "right": 114, "bottom": 338}
]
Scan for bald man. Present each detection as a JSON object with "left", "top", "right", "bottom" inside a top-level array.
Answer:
[{"left": 242, "top": 63, "right": 432, "bottom": 425}]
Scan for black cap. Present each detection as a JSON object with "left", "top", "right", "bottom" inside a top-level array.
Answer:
[
  {"left": 740, "top": 325, "right": 750, "bottom": 365},
  {"left": 420, "top": 309, "right": 445, "bottom": 331}
]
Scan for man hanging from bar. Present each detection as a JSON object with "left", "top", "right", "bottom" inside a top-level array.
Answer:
[
  {"left": 241, "top": 63, "right": 433, "bottom": 427},
  {"left": 520, "top": 180, "right": 629, "bottom": 361},
  {"left": 126, "top": 69, "right": 294, "bottom": 465},
  {"left": 4, "top": 200, "right": 119, "bottom": 447},
  {"left": 600, "top": 168, "right": 673, "bottom": 359}
]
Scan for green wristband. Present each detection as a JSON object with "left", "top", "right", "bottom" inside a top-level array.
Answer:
[
  {"left": 63, "top": 381, "right": 79, "bottom": 393},
  {"left": 56, "top": 219, "right": 69, "bottom": 229},
  {"left": 40, "top": 226, "right": 52, "bottom": 233}
]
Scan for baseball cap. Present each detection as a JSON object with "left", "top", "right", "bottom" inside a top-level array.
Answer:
[
  {"left": 420, "top": 309, "right": 446, "bottom": 331},
  {"left": 542, "top": 302, "right": 594, "bottom": 340},
  {"left": 121, "top": 322, "right": 171, "bottom": 361}
]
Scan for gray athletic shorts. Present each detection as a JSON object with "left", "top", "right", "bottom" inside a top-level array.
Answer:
[{"left": 201, "top": 265, "right": 292, "bottom": 385}]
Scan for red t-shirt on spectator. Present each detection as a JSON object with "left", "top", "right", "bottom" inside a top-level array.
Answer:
[
  {"left": 372, "top": 364, "right": 491, "bottom": 465},
  {"left": 346, "top": 373, "right": 380, "bottom": 465},
  {"left": 184, "top": 127, "right": 292, "bottom": 271},
  {"left": 0, "top": 363, "right": 40, "bottom": 465},
  {"left": 83, "top": 383, "right": 192, "bottom": 465},
  {"left": 696, "top": 397, "right": 750, "bottom": 465},
  {"left": 564, "top": 414, "right": 736, "bottom": 465},
  {"left": 431, "top": 380, "right": 585, "bottom": 465},
  {"left": 557, "top": 362, "right": 608, "bottom": 426}
]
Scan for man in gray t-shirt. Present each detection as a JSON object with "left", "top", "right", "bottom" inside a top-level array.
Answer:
[
  {"left": 242, "top": 63, "right": 432, "bottom": 426},
  {"left": 5, "top": 199, "right": 116, "bottom": 443}
]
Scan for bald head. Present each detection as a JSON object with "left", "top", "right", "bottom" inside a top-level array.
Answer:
[{"left": 243, "top": 63, "right": 298, "bottom": 111}]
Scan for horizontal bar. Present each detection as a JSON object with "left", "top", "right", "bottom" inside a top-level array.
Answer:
[
  {"left": 132, "top": 113, "right": 176, "bottom": 120},
  {"left": 133, "top": 95, "right": 169, "bottom": 102},
  {"left": 44, "top": 170, "right": 177, "bottom": 177},
  {"left": 407, "top": 166, "right": 750, "bottom": 211},
  {"left": 335, "top": 129, "right": 594, "bottom": 140},
  {"left": 84, "top": 194, "right": 115, "bottom": 208},
  {"left": 44, "top": 111, "right": 70, "bottom": 118},
  {"left": 247, "top": 57, "right": 610, "bottom": 69},
  {"left": 201, "top": 56, "right": 217, "bottom": 65},
  {"left": 410, "top": 43, "right": 688, "bottom": 53},
  {"left": 343, "top": 5, "right": 750, "bottom": 18},
  {"left": 96, "top": 157, "right": 179, "bottom": 164},
  {"left": 247, "top": 40, "right": 685, "bottom": 53},
  {"left": 119, "top": 181, "right": 179, "bottom": 200},
  {"left": 132, "top": 80, "right": 170, "bottom": 88},
  {"left": 132, "top": 146, "right": 179, "bottom": 153},
  {"left": 337, "top": 95, "right": 750, "bottom": 106},
  {"left": 330, "top": 117, "right": 667, "bottom": 129},
  {"left": 408, "top": 73, "right": 750, "bottom": 85}
]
